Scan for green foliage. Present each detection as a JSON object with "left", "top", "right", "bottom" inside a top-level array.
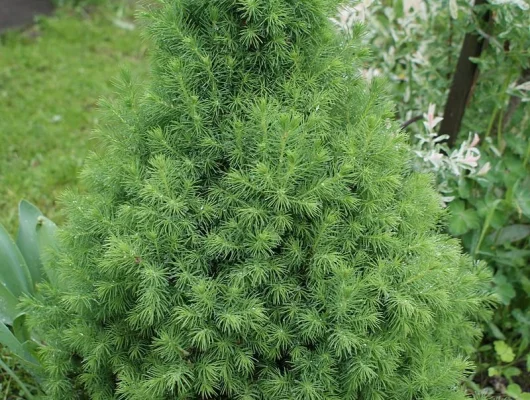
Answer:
[
  {"left": 0, "top": 2, "right": 147, "bottom": 234},
  {"left": 0, "top": 200, "right": 58, "bottom": 398},
  {"left": 357, "top": 0, "right": 530, "bottom": 396},
  {"left": 486, "top": 340, "right": 530, "bottom": 399},
  {"left": 466, "top": 145, "right": 530, "bottom": 396},
  {"left": 361, "top": 0, "right": 529, "bottom": 133},
  {"left": 0, "top": 2, "right": 147, "bottom": 397},
  {"left": 27, "top": 0, "right": 493, "bottom": 399},
  {"left": 0, "top": 200, "right": 57, "bottom": 325}
]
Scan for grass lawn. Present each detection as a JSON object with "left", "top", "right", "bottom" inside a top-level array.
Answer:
[
  {"left": 0, "top": 2, "right": 148, "bottom": 397},
  {"left": 0, "top": 1, "right": 149, "bottom": 235}
]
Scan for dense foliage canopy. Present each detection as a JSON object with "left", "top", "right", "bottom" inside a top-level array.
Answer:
[{"left": 26, "top": 1, "right": 493, "bottom": 399}]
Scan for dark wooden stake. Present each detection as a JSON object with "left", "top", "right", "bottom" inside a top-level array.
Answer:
[{"left": 439, "top": 0, "right": 493, "bottom": 147}]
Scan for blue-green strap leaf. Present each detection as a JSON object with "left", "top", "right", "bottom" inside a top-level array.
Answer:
[
  {"left": 0, "top": 224, "right": 33, "bottom": 297},
  {"left": 0, "top": 321, "right": 39, "bottom": 367},
  {"left": 0, "top": 282, "right": 21, "bottom": 325},
  {"left": 16, "top": 200, "right": 58, "bottom": 287}
]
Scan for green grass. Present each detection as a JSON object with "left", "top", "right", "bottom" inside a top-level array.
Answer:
[
  {"left": 0, "top": 2, "right": 148, "bottom": 397},
  {"left": 0, "top": 2, "right": 149, "bottom": 235}
]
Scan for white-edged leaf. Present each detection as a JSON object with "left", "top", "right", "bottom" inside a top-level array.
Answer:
[
  {"left": 490, "top": 0, "right": 529, "bottom": 10},
  {"left": 449, "top": 0, "right": 458, "bottom": 18},
  {"left": 516, "top": 81, "right": 530, "bottom": 91}
]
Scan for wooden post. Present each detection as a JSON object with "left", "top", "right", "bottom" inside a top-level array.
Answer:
[{"left": 439, "top": 0, "right": 493, "bottom": 147}]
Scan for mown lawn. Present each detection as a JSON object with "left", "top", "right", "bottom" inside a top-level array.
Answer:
[
  {"left": 0, "top": 1, "right": 148, "bottom": 235},
  {"left": 0, "top": 2, "right": 147, "bottom": 397}
]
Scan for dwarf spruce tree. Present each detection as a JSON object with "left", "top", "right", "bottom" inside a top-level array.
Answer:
[{"left": 26, "top": 0, "right": 493, "bottom": 399}]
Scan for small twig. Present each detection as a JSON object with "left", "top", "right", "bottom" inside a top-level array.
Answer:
[
  {"left": 3, "top": 376, "right": 11, "bottom": 400},
  {"left": 401, "top": 115, "right": 424, "bottom": 129}
]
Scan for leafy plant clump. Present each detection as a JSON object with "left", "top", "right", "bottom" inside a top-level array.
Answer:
[
  {"left": 0, "top": 200, "right": 58, "bottom": 398},
  {"left": 350, "top": 1, "right": 529, "bottom": 396},
  {"left": 27, "top": 0, "right": 494, "bottom": 398}
]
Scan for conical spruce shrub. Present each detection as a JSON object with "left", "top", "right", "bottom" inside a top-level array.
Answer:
[{"left": 27, "top": 0, "right": 494, "bottom": 399}]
